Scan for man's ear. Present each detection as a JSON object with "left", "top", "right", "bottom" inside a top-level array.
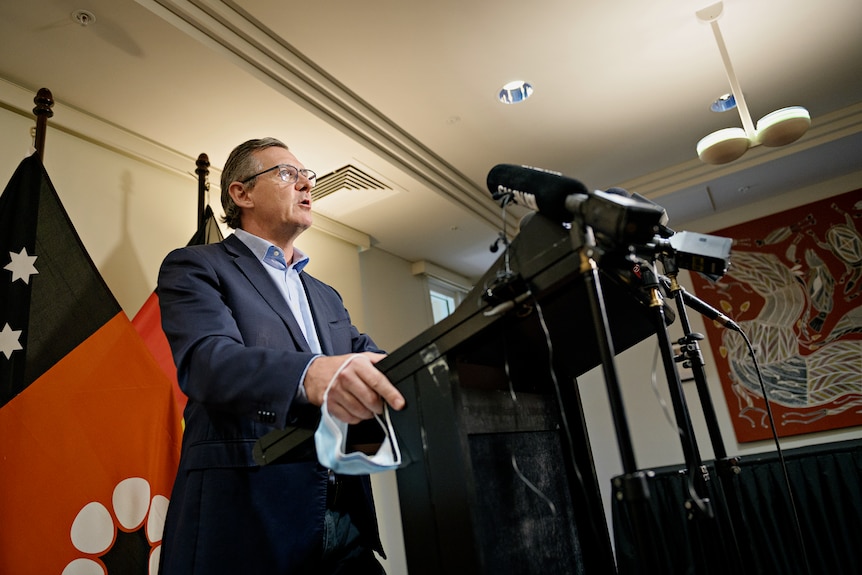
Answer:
[{"left": 229, "top": 181, "right": 253, "bottom": 209}]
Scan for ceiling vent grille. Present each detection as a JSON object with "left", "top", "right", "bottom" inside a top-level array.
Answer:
[{"left": 312, "top": 164, "right": 392, "bottom": 202}]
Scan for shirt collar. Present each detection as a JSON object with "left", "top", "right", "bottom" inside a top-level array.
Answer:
[{"left": 233, "top": 228, "right": 310, "bottom": 273}]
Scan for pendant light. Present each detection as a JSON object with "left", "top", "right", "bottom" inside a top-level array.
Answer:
[{"left": 695, "top": 1, "right": 811, "bottom": 165}]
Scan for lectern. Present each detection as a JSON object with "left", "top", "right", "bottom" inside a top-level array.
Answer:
[{"left": 379, "top": 213, "right": 666, "bottom": 574}]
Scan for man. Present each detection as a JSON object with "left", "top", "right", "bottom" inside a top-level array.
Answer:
[{"left": 157, "top": 137, "right": 405, "bottom": 574}]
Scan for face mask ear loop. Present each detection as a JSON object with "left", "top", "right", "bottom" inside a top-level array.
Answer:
[
  {"left": 374, "top": 406, "right": 399, "bottom": 463},
  {"left": 322, "top": 354, "right": 365, "bottom": 409},
  {"left": 328, "top": 356, "right": 398, "bottom": 462}
]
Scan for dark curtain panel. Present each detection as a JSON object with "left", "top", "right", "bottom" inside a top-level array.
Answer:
[{"left": 613, "top": 439, "right": 862, "bottom": 575}]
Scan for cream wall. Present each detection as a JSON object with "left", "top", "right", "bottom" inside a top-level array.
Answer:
[
  {"left": 359, "top": 248, "right": 436, "bottom": 352},
  {"left": 0, "top": 106, "right": 200, "bottom": 316}
]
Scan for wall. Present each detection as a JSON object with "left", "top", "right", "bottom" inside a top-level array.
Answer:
[
  {"left": 359, "top": 248, "right": 436, "bottom": 352},
  {"left": 0, "top": 105, "right": 200, "bottom": 316}
]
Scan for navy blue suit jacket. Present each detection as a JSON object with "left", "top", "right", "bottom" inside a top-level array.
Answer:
[{"left": 156, "top": 233, "right": 384, "bottom": 574}]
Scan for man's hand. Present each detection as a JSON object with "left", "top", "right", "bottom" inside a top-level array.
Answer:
[{"left": 305, "top": 353, "right": 406, "bottom": 424}]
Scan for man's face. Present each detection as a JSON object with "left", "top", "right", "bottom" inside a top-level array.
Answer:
[{"left": 242, "top": 146, "right": 314, "bottom": 236}]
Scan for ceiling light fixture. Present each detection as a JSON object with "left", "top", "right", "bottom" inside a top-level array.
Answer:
[
  {"left": 498, "top": 80, "right": 533, "bottom": 104},
  {"left": 695, "top": 1, "right": 810, "bottom": 165},
  {"left": 710, "top": 93, "right": 736, "bottom": 113}
]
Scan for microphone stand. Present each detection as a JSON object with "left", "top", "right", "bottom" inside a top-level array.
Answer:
[
  {"left": 570, "top": 221, "right": 662, "bottom": 574},
  {"left": 637, "top": 262, "right": 713, "bottom": 506},
  {"left": 634, "top": 261, "right": 757, "bottom": 575},
  {"left": 659, "top": 258, "right": 734, "bottom": 465},
  {"left": 657, "top": 256, "right": 748, "bottom": 574}
]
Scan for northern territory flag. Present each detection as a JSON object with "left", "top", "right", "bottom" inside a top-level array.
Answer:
[
  {"left": 0, "top": 154, "right": 183, "bottom": 573},
  {"left": 132, "top": 204, "right": 223, "bottom": 415}
]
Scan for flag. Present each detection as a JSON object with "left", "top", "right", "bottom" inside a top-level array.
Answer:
[
  {"left": 0, "top": 154, "right": 183, "bottom": 573},
  {"left": 132, "top": 204, "right": 223, "bottom": 415}
]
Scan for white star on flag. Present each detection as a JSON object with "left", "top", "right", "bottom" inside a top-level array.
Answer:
[
  {"left": 5, "top": 248, "right": 39, "bottom": 284},
  {"left": 0, "top": 322, "right": 23, "bottom": 360}
]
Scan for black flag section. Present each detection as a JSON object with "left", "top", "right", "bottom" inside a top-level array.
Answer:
[{"left": 0, "top": 155, "right": 120, "bottom": 406}]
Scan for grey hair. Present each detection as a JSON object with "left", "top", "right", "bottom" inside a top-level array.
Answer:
[{"left": 219, "top": 137, "right": 289, "bottom": 229}]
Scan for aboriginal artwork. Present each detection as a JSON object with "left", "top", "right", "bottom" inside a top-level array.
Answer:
[{"left": 688, "top": 189, "right": 861, "bottom": 442}]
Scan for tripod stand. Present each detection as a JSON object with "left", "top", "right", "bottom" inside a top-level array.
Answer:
[{"left": 572, "top": 222, "right": 746, "bottom": 574}]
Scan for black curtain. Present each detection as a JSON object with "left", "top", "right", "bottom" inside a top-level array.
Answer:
[{"left": 612, "top": 439, "right": 862, "bottom": 575}]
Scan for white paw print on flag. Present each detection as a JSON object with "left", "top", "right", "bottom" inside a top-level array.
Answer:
[{"left": 62, "top": 477, "right": 169, "bottom": 575}]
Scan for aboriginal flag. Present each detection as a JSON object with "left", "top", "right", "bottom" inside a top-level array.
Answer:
[
  {"left": 0, "top": 154, "right": 182, "bottom": 573},
  {"left": 132, "top": 204, "right": 223, "bottom": 414}
]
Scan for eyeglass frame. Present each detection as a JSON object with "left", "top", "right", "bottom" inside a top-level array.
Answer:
[{"left": 239, "top": 164, "right": 317, "bottom": 186}]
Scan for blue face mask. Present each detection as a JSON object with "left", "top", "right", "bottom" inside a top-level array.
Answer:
[{"left": 313, "top": 356, "right": 402, "bottom": 475}]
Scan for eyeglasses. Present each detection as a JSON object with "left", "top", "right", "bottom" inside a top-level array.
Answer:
[{"left": 240, "top": 164, "right": 317, "bottom": 186}]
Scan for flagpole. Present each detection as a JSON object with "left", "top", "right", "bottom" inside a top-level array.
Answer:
[
  {"left": 33, "top": 88, "right": 54, "bottom": 161},
  {"left": 195, "top": 153, "right": 210, "bottom": 232}
]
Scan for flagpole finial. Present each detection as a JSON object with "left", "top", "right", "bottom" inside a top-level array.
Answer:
[
  {"left": 196, "top": 153, "right": 210, "bottom": 180},
  {"left": 33, "top": 88, "right": 55, "bottom": 161}
]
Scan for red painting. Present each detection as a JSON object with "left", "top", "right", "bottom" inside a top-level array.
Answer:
[{"left": 687, "top": 189, "right": 862, "bottom": 442}]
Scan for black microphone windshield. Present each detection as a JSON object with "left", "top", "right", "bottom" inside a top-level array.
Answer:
[{"left": 486, "top": 164, "right": 589, "bottom": 223}]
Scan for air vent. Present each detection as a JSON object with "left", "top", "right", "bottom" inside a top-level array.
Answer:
[{"left": 312, "top": 164, "right": 392, "bottom": 202}]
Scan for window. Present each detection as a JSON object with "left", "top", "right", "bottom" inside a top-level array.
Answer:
[
  {"left": 427, "top": 277, "right": 467, "bottom": 324},
  {"left": 412, "top": 261, "right": 471, "bottom": 325},
  {"left": 430, "top": 289, "right": 457, "bottom": 324}
]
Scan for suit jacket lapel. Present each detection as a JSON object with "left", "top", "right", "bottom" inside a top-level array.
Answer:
[
  {"left": 223, "top": 234, "right": 313, "bottom": 353},
  {"left": 301, "top": 275, "right": 334, "bottom": 355}
]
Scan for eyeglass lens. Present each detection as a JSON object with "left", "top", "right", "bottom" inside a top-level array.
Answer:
[{"left": 278, "top": 165, "right": 315, "bottom": 183}]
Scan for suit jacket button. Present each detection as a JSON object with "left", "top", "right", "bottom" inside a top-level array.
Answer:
[{"left": 258, "top": 410, "right": 276, "bottom": 423}]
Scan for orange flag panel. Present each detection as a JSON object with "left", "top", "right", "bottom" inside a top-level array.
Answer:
[{"left": 0, "top": 313, "right": 182, "bottom": 573}]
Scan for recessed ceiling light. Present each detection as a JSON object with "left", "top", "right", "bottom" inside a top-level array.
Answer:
[
  {"left": 710, "top": 93, "right": 736, "bottom": 112},
  {"left": 498, "top": 81, "right": 533, "bottom": 104}
]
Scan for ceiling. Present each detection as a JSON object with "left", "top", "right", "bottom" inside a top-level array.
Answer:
[{"left": 1, "top": 0, "right": 860, "bottom": 281}]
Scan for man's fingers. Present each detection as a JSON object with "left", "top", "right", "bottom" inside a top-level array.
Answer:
[
  {"left": 353, "top": 355, "right": 405, "bottom": 411},
  {"left": 330, "top": 366, "right": 382, "bottom": 414},
  {"left": 309, "top": 353, "right": 406, "bottom": 419},
  {"left": 361, "top": 351, "right": 386, "bottom": 365},
  {"left": 327, "top": 391, "right": 375, "bottom": 424}
]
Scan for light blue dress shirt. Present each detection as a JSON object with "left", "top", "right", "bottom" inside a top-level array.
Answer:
[{"left": 233, "top": 228, "right": 322, "bottom": 400}]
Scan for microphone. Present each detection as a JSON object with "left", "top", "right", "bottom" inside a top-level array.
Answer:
[
  {"left": 682, "top": 289, "right": 741, "bottom": 332},
  {"left": 486, "top": 164, "right": 664, "bottom": 245},
  {"left": 487, "top": 163, "right": 590, "bottom": 222},
  {"left": 659, "top": 275, "right": 741, "bottom": 332}
]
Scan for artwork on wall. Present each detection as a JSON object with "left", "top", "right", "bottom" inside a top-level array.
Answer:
[{"left": 687, "top": 188, "right": 862, "bottom": 442}]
